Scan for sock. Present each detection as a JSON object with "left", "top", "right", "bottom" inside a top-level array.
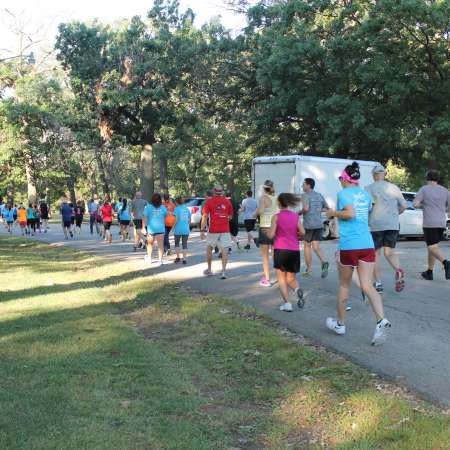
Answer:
[{"left": 443, "top": 260, "right": 448, "bottom": 266}]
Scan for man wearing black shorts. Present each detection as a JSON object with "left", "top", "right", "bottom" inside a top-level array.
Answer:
[
  {"left": 366, "top": 164, "right": 407, "bottom": 292},
  {"left": 414, "top": 170, "right": 450, "bottom": 280},
  {"left": 130, "top": 191, "right": 147, "bottom": 251}
]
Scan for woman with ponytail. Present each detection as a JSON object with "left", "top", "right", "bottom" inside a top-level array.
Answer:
[{"left": 325, "top": 162, "right": 391, "bottom": 346}]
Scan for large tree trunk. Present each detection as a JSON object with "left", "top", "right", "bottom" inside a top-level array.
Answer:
[
  {"left": 140, "top": 134, "right": 155, "bottom": 201},
  {"left": 226, "top": 159, "right": 235, "bottom": 197},
  {"left": 7, "top": 181, "right": 15, "bottom": 205},
  {"left": 159, "top": 154, "right": 169, "bottom": 196},
  {"left": 94, "top": 145, "right": 111, "bottom": 198},
  {"left": 25, "top": 160, "right": 37, "bottom": 205},
  {"left": 67, "top": 177, "right": 77, "bottom": 205}
]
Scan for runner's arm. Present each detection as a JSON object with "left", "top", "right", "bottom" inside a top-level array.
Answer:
[{"left": 325, "top": 205, "right": 355, "bottom": 220}]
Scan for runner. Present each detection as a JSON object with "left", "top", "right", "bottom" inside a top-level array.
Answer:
[
  {"left": 200, "top": 184, "right": 233, "bottom": 279},
  {"left": 100, "top": 199, "right": 113, "bottom": 243},
  {"left": 60, "top": 200, "right": 73, "bottom": 240},
  {"left": 226, "top": 192, "right": 240, "bottom": 252},
  {"left": 365, "top": 164, "right": 407, "bottom": 292},
  {"left": 266, "top": 193, "right": 305, "bottom": 312},
  {"left": 74, "top": 200, "right": 85, "bottom": 234},
  {"left": 96, "top": 201, "right": 104, "bottom": 239},
  {"left": 413, "top": 170, "right": 450, "bottom": 280},
  {"left": 325, "top": 161, "right": 391, "bottom": 346},
  {"left": 239, "top": 190, "right": 258, "bottom": 250},
  {"left": 118, "top": 197, "right": 131, "bottom": 241},
  {"left": 142, "top": 193, "right": 167, "bottom": 266},
  {"left": 172, "top": 196, "right": 191, "bottom": 264},
  {"left": 256, "top": 180, "right": 278, "bottom": 287},
  {"left": 87, "top": 198, "right": 99, "bottom": 234},
  {"left": 162, "top": 194, "right": 176, "bottom": 255},
  {"left": 34, "top": 204, "right": 41, "bottom": 233},
  {"left": 40, "top": 200, "right": 49, "bottom": 232},
  {"left": 300, "top": 178, "right": 330, "bottom": 278},
  {"left": 114, "top": 198, "right": 123, "bottom": 237},
  {"left": 69, "top": 203, "right": 76, "bottom": 233},
  {"left": 3, "top": 204, "right": 15, "bottom": 234},
  {"left": 130, "top": 191, "right": 147, "bottom": 251},
  {"left": 17, "top": 205, "right": 27, "bottom": 236},
  {"left": 26, "top": 203, "right": 36, "bottom": 236}
]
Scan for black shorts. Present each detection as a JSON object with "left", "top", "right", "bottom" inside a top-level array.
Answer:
[
  {"left": 70, "top": 217, "right": 75, "bottom": 225},
  {"left": 258, "top": 227, "right": 274, "bottom": 246},
  {"left": 371, "top": 230, "right": 399, "bottom": 249},
  {"left": 75, "top": 216, "right": 83, "bottom": 227},
  {"left": 174, "top": 235, "right": 189, "bottom": 249},
  {"left": 41, "top": 213, "right": 49, "bottom": 220},
  {"left": 63, "top": 220, "right": 71, "bottom": 228},
  {"left": 274, "top": 249, "right": 301, "bottom": 273},
  {"left": 120, "top": 220, "right": 130, "bottom": 226},
  {"left": 103, "top": 221, "right": 112, "bottom": 230},
  {"left": 133, "top": 219, "right": 142, "bottom": 229},
  {"left": 27, "top": 218, "right": 34, "bottom": 226},
  {"left": 423, "top": 228, "right": 444, "bottom": 246},
  {"left": 304, "top": 228, "right": 322, "bottom": 243},
  {"left": 244, "top": 219, "right": 256, "bottom": 232}
]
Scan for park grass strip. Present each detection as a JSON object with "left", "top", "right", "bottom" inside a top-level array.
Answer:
[{"left": 0, "top": 236, "right": 448, "bottom": 450}]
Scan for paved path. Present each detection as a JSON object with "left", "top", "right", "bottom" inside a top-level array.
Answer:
[{"left": 2, "top": 224, "right": 450, "bottom": 408}]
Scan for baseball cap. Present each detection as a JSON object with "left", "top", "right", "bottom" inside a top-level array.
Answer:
[
  {"left": 213, "top": 184, "right": 224, "bottom": 194},
  {"left": 372, "top": 163, "right": 385, "bottom": 174}
]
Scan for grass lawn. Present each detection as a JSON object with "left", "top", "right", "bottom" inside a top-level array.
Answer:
[{"left": 0, "top": 236, "right": 448, "bottom": 450}]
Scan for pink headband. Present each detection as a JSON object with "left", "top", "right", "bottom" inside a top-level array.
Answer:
[{"left": 339, "top": 170, "right": 359, "bottom": 184}]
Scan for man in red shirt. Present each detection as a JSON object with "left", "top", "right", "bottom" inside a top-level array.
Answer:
[
  {"left": 200, "top": 184, "right": 233, "bottom": 279},
  {"left": 100, "top": 200, "right": 113, "bottom": 243}
]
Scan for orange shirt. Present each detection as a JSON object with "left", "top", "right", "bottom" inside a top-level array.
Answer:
[
  {"left": 162, "top": 201, "right": 176, "bottom": 227},
  {"left": 18, "top": 209, "right": 27, "bottom": 222}
]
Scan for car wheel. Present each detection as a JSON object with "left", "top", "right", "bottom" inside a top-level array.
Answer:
[{"left": 322, "top": 222, "right": 331, "bottom": 240}]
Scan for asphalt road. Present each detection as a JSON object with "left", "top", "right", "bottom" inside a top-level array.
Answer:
[{"left": 2, "top": 223, "right": 450, "bottom": 408}]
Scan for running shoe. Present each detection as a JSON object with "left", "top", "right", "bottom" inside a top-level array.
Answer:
[
  {"left": 395, "top": 268, "right": 405, "bottom": 292},
  {"left": 259, "top": 278, "right": 272, "bottom": 287},
  {"left": 421, "top": 270, "right": 433, "bottom": 281},
  {"left": 346, "top": 302, "right": 352, "bottom": 311},
  {"left": 69, "top": 231, "right": 73, "bottom": 238},
  {"left": 279, "top": 302, "right": 293, "bottom": 312},
  {"left": 302, "top": 270, "right": 312, "bottom": 278},
  {"left": 244, "top": 244, "right": 251, "bottom": 250},
  {"left": 371, "top": 318, "right": 391, "bottom": 346},
  {"left": 443, "top": 260, "right": 450, "bottom": 280},
  {"left": 220, "top": 273, "right": 227, "bottom": 280},
  {"left": 296, "top": 288, "right": 304, "bottom": 309},
  {"left": 174, "top": 257, "right": 181, "bottom": 264},
  {"left": 182, "top": 260, "right": 187, "bottom": 265},
  {"left": 203, "top": 269, "right": 213, "bottom": 277},
  {"left": 326, "top": 318, "right": 346, "bottom": 335},
  {"left": 144, "top": 255, "right": 152, "bottom": 263},
  {"left": 374, "top": 281, "right": 383, "bottom": 293},
  {"left": 321, "top": 261, "right": 329, "bottom": 279}
]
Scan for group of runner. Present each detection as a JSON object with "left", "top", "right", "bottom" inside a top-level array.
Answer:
[{"left": 0, "top": 201, "right": 50, "bottom": 235}]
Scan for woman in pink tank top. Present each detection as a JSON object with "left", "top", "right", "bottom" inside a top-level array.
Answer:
[{"left": 267, "top": 193, "right": 305, "bottom": 312}]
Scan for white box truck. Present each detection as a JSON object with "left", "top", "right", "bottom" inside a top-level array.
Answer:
[{"left": 252, "top": 155, "right": 380, "bottom": 238}]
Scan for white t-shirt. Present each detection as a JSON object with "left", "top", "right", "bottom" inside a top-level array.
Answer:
[{"left": 241, "top": 197, "right": 257, "bottom": 220}]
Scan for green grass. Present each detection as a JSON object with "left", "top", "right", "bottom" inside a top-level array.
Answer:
[{"left": 0, "top": 236, "right": 448, "bottom": 449}]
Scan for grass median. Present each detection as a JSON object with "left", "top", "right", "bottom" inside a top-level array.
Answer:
[{"left": 0, "top": 236, "right": 448, "bottom": 449}]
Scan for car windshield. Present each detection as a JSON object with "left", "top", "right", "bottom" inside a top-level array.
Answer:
[{"left": 185, "top": 198, "right": 204, "bottom": 207}]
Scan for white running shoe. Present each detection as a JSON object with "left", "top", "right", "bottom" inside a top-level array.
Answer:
[
  {"left": 144, "top": 255, "right": 152, "bottom": 263},
  {"left": 279, "top": 302, "right": 293, "bottom": 312},
  {"left": 371, "top": 318, "right": 391, "bottom": 346},
  {"left": 326, "top": 318, "right": 346, "bottom": 335}
]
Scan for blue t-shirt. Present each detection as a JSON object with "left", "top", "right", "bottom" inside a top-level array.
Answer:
[
  {"left": 173, "top": 205, "right": 191, "bottom": 236},
  {"left": 61, "top": 204, "right": 73, "bottom": 221},
  {"left": 337, "top": 186, "right": 374, "bottom": 250},
  {"left": 143, "top": 204, "right": 167, "bottom": 234},
  {"left": 26, "top": 207, "right": 35, "bottom": 219},
  {"left": 4, "top": 209, "right": 14, "bottom": 222},
  {"left": 119, "top": 205, "right": 131, "bottom": 221}
]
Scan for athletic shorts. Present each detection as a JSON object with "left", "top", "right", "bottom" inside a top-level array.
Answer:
[
  {"left": 19, "top": 221, "right": 27, "bottom": 228},
  {"left": 244, "top": 219, "right": 256, "bottom": 232},
  {"left": 273, "top": 249, "right": 301, "bottom": 273},
  {"left": 63, "top": 220, "right": 71, "bottom": 228},
  {"left": 339, "top": 248, "right": 376, "bottom": 267},
  {"left": 103, "top": 221, "right": 112, "bottom": 230},
  {"left": 75, "top": 217, "right": 83, "bottom": 227},
  {"left": 41, "top": 213, "right": 49, "bottom": 220},
  {"left": 133, "top": 219, "right": 142, "bottom": 229},
  {"left": 27, "top": 218, "right": 34, "bottom": 226},
  {"left": 423, "top": 228, "right": 445, "bottom": 246},
  {"left": 174, "top": 234, "right": 189, "bottom": 249},
  {"left": 371, "top": 230, "right": 399, "bottom": 249},
  {"left": 258, "top": 227, "right": 274, "bottom": 246},
  {"left": 304, "top": 228, "right": 322, "bottom": 243},
  {"left": 7, "top": 221, "right": 13, "bottom": 225},
  {"left": 148, "top": 232, "right": 164, "bottom": 237},
  {"left": 229, "top": 221, "right": 238, "bottom": 237},
  {"left": 206, "top": 232, "right": 232, "bottom": 249},
  {"left": 120, "top": 220, "right": 130, "bottom": 226}
]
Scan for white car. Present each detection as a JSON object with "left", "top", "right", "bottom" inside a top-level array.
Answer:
[
  {"left": 399, "top": 192, "right": 450, "bottom": 239},
  {"left": 184, "top": 198, "right": 205, "bottom": 229}
]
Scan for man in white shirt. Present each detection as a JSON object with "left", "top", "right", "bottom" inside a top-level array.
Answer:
[{"left": 239, "top": 190, "right": 259, "bottom": 250}]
